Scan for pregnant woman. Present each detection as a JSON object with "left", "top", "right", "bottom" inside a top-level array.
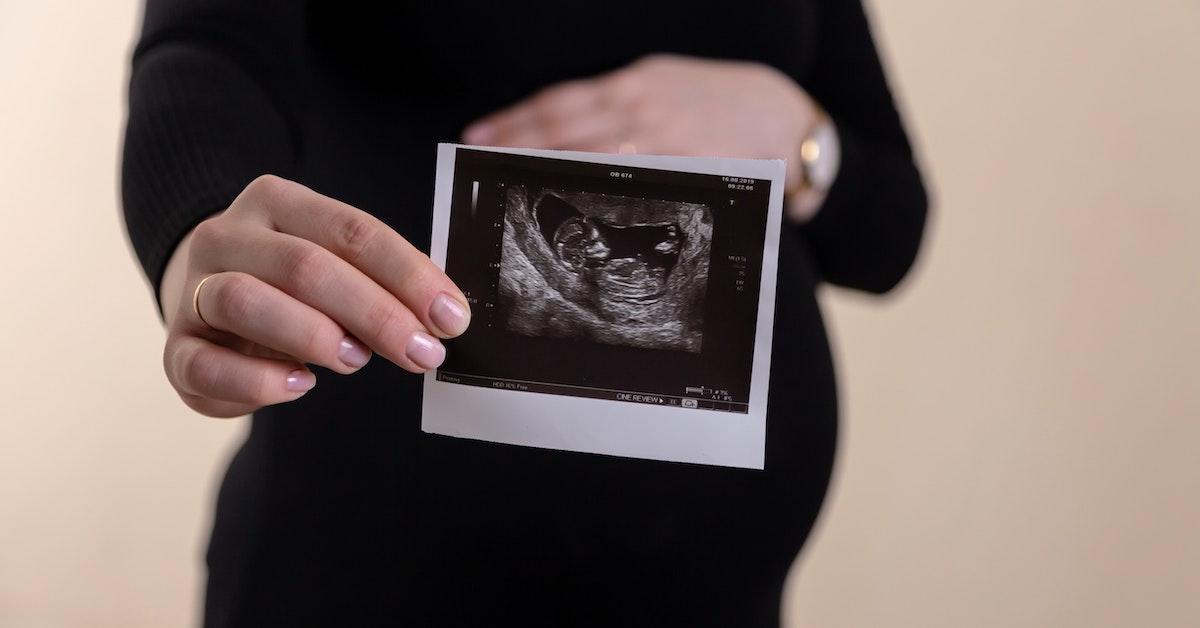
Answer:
[{"left": 122, "top": 1, "right": 927, "bottom": 625}]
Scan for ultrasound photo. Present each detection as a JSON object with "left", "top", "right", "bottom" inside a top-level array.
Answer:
[
  {"left": 426, "top": 145, "right": 784, "bottom": 467},
  {"left": 498, "top": 187, "right": 713, "bottom": 353}
]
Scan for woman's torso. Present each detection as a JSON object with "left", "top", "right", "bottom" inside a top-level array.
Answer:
[{"left": 205, "top": 2, "right": 837, "bottom": 626}]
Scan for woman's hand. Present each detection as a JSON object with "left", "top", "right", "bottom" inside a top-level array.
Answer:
[
  {"left": 463, "top": 54, "right": 825, "bottom": 220},
  {"left": 159, "top": 175, "right": 471, "bottom": 418}
]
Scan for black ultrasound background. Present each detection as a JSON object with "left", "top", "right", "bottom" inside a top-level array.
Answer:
[{"left": 439, "top": 148, "right": 771, "bottom": 407}]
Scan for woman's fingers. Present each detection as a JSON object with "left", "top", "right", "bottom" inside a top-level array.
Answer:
[
  {"left": 467, "top": 102, "right": 628, "bottom": 151},
  {"left": 522, "top": 108, "right": 629, "bottom": 152},
  {"left": 165, "top": 334, "right": 315, "bottom": 411},
  {"left": 462, "top": 65, "right": 651, "bottom": 150},
  {"left": 190, "top": 271, "right": 371, "bottom": 375},
  {"left": 167, "top": 175, "right": 477, "bottom": 416},
  {"left": 218, "top": 176, "right": 470, "bottom": 343},
  {"left": 255, "top": 181, "right": 472, "bottom": 339},
  {"left": 464, "top": 79, "right": 602, "bottom": 146},
  {"left": 199, "top": 226, "right": 445, "bottom": 373}
]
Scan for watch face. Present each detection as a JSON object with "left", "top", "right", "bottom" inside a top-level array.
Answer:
[
  {"left": 801, "top": 137, "right": 822, "bottom": 165},
  {"left": 805, "top": 121, "right": 840, "bottom": 190}
]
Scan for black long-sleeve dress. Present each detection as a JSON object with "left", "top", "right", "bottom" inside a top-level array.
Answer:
[{"left": 122, "top": 1, "right": 927, "bottom": 626}]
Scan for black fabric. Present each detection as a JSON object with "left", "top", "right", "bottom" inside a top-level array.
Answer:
[{"left": 121, "top": 1, "right": 928, "bottom": 626}]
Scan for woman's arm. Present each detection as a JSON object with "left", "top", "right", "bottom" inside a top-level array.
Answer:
[
  {"left": 795, "top": 0, "right": 930, "bottom": 294},
  {"left": 122, "top": 1, "right": 473, "bottom": 418},
  {"left": 122, "top": 0, "right": 306, "bottom": 312}
]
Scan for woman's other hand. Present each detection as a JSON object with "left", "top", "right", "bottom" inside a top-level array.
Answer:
[
  {"left": 463, "top": 54, "right": 824, "bottom": 221},
  {"left": 158, "top": 175, "right": 471, "bottom": 418}
]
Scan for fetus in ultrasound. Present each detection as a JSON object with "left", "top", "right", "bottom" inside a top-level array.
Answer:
[{"left": 498, "top": 187, "right": 711, "bottom": 352}]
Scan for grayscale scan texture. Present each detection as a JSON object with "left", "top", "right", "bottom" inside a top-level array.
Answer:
[{"left": 498, "top": 187, "right": 713, "bottom": 353}]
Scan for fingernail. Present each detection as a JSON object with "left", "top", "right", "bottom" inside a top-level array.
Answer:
[
  {"left": 406, "top": 331, "right": 446, "bottom": 370},
  {"left": 464, "top": 123, "right": 492, "bottom": 144},
  {"left": 338, "top": 336, "right": 371, "bottom": 369},
  {"left": 430, "top": 293, "right": 470, "bottom": 337},
  {"left": 286, "top": 369, "right": 316, "bottom": 393}
]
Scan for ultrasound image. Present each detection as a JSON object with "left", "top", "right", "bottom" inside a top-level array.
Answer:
[{"left": 498, "top": 187, "right": 712, "bottom": 353}]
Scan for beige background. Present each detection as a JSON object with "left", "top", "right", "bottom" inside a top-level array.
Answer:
[{"left": 1, "top": 0, "right": 1196, "bottom": 626}]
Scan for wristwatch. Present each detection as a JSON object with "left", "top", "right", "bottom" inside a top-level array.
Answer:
[{"left": 798, "top": 116, "right": 840, "bottom": 193}]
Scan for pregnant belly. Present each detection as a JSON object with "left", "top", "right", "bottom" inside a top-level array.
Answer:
[{"left": 209, "top": 224, "right": 838, "bottom": 617}]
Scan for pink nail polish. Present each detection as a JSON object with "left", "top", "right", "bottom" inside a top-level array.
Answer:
[
  {"left": 406, "top": 331, "right": 446, "bottom": 370},
  {"left": 286, "top": 369, "right": 316, "bottom": 393},
  {"left": 430, "top": 293, "right": 470, "bottom": 337},
  {"left": 338, "top": 336, "right": 371, "bottom": 369}
]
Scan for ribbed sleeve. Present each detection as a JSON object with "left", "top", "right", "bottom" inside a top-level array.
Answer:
[
  {"left": 120, "top": 0, "right": 305, "bottom": 309},
  {"left": 795, "top": 0, "right": 930, "bottom": 294}
]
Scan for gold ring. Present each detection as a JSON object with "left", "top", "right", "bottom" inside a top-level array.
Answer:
[{"left": 192, "top": 274, "right": 218, "bottom": 328}]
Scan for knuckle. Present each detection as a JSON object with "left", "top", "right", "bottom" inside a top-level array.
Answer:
[
  {"left": 331, "top": 213, "right": 379, "bottom": 263},
  {"left": 396, "top": 257, "right": 439, "bottom": 295},
  {"left": 245, "top": 174, "right": 287, "bottom": 198},
  {"left": 531, "top": 88, "right": 558, "bottom": 112},
  {"left": 750, "top": 60, "right": 785, "bottom": 83},
  {"left": 190, "top": 217, "right": 228, "bottom": 252},
  {"left": 278, "top": 243, "right": 329, "bottom": 288},
  {"left": 534, "top": 85, "right": 579, "bottom": 114},
  {"left": 639, "top": 52, "right": 675, "bottom": 68},
  {"left": 363, "top": 300, "right": 409, "bottom": 348},
  {"left": 606, "top": 71, "right": 643, "bottom": 101},
  {"left": 248, "top": 368, "right": 277, "bottom": 405},
  {"left": 566, "top": 80, "right": 598, "bottom": 100},
  {"left": 625, "top": 95, "right": 656, "bottom": 125},
  {"left": 299, "top": 321, "right": 337, "bottom": 362},
  {"left": 539, "top": 116, "right": 570, "bottom": 145},
  {"left": 530, "top": 99, "right": 559, "bottom": 129},
  {"left": 179, "top": 344, "right": 221, "bottom": 394},
  {"left": 163, "top": 337, "right": 183, "bottom": 389},
  {"left": 210, "top": 274, "right": 258, "bottom": 323},
  {"left": 243, "top": 174, "right": 293, "bottom": 212}
]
